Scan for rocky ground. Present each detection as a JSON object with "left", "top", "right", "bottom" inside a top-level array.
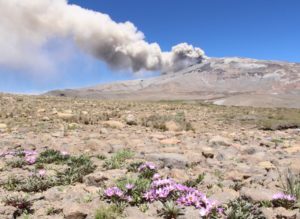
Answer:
[{"left": 0, "top": 93, "right": 299, "bottom": 219}]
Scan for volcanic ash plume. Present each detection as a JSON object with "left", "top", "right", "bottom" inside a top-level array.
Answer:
[{"left": 0, "top": 0, "right": 206, "bottom": 73}]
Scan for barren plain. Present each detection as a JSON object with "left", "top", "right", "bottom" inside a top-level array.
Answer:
[{"left": 0, "top": 93, "right": 299, "bottom": 218}]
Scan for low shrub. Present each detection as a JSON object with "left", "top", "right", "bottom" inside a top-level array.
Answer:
[
  {"left": 103, "top": 150, "right": 134, "bottom": 170},
  {"left": 3, "top": 194, "right": 32, "bottom": 216},
  {"left": 225, "top": 197, "right": 264, "bottom": 219}
]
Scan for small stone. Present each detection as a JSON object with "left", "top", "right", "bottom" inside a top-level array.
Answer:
[
  {"left": 274, "top": 207, "right": 299, "bottom": 219},
  {"left": 0, "top": 123, "right": 7, "bottom": 130},
  {"left": 147, "top": 201, "right": 164, "bottom": 217},
  {"left": 285, "top": 145, "right": 300, "bottom": 154},
  {"left": 146, "top": 153, "right": 188, "bottom": 169},
  {"left": 100, "top": 128, "right": 108, "bottom": 134},
  {"left": 240, "top": 187, "right": 278, "bottom": 202},
  {"left": 85, "top": 139, "right": 112, "bottom": 153},
  {"left": 169, "top": 169, "right": 190, "bottom": 182},
  {"left": 68, "top": 123, "right": 78, "bottom": 129},
  {"left": 58, "top": 112, "right": 76, "bottom": 121},
  {"left": 261, "top": 207, "right": 274, "bottom": 219},
  {"left": 42, "top": 116, "right": 50, "bottom": 121},
  {"left": 258, "top": 161, "right": 275, "bottom": 170},
  {"left": 103, "top": 121, "right": 125, "bottom": 129},
  {"left": 210, "top": 188, "right": 239, "bottom": 204},
  {"left": 63, "top": 203, "right": 88, "bottom": 219},
  {"left": 125, "top": 206, "right": 154, "bottom": 219},
  {"left": 37, "top": 108, "right": 46, "bottom": 113},
  {"left": 182, "top": 206, "right": 200, "bottom": 219},
  {"left": 165, "top": 121, "right": 180, "bottom": 131},
  {"left": 209, "top": 136, "right": 231, "bottom": 147},
  {"left": 0, "top": 205, "right": 16, "bottom": 219},
  {"left": 81, "top": 111, "right": 88, "bottom": 115},
  {"left": 126, "top": 114, "right": 137, "bottom": 125},
  {"left": 160, "top": 138, "right": 180, "bottom": 145},
  {"left": 83, "top": 172, "right": 108, "bottom": 187},
  {"left": 202, "top": 146, "right": 214, "bottom": 158}
]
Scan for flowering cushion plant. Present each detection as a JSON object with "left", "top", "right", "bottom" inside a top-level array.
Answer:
[
  {"left": 104, "top": 162, "right": 223, "bottom": 218},
  {"left": 272, "top": 192, "right": 296, "bottom": 209}
]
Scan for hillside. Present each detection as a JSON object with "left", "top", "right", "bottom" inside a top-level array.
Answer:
[{"left": 46, "top": 57, "right": 300, "bottom": 108}]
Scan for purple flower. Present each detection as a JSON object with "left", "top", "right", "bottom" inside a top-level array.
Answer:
[
  {"left": 199, "top": 207, "right": 210, "bottom": 217},
  {"left": 126, "top": 195, "right": 133, "bottom": 202},
  {"left": 25, "top": 155, "right": 36, "bottom": 164},
  {"left": 272, "top": 193, "right": 296, "bottom": 201},
  {"left": 24, "top": 150, "right": 38, "bottom": 156},
  {"left": 138, "top": 162, "right": 156, "bottom": 172},
  {"left": 61, "top": 151, "right": 69, "bottom": 156},
  {"left": 153, "top": 173, "right": 161, "bottom": 180},
  {"left": 104, "top": 187, "right": 124, "bottom": 198},
  {"left": 38, "top": 169, "right": 46, "bottom": 177},
  {"left": 125, "top": 183, "right": 135, "bottom": 190}
]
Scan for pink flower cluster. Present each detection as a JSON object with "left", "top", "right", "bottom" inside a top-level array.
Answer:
[
  {"left": 24, "top": 150, "right": 38, "bottom": 165},
  {"left": 0, "top": 150, "right": 38, "bottom": 165},
  {"left": 138, "top": 162, "right": 156, "bottom": 172},
  {"left": 144, "top": 176, "right": 221, "bottom": 217},
  {"left": 104, "top": 186, "right": 133, "bottom": 202},
  {"left": 272, "top": 193, "right": 296, "bottom": 201}
]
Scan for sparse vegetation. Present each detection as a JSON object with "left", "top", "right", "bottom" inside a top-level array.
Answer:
[
  {"left": 279, "top": 169, "right": 300, "bottom": 202},
  {"left": 225, "top": 197, "right": 265, "bottom": 219},
  {"left": 36, "top": 149, "right": 69, "bottom": 164},
  {"left": 158, "top": 201, "right": 184, "bottom": 219},
  {"left": 1, "top": 94, "right": 300, "bottom": 218},
  {"left": 3, "top": 194, "right": 32, "bottom": 216},
  {"left": 2, "top": 150, "right": 95, "bottom": 192},
  {"left": 141, "top": 112, "right": 194, "bottom": 131},
  {"left": 56, "top": 155, "right": 96, "bottom": 185},
  {"left": 95, "top": 204, "right": 123, "bottom": 219},
  {"left": 46, "top": 207, "right": 62, "bottom": 215},
  {"left": 6, "top": 158, "right": 27, "bottom": 168},
  {"left": 103, "top": 149, "right": 134, "bottom": 170},
  {"left": 183, "top": 173, "right": 205, "bottom": 188}
]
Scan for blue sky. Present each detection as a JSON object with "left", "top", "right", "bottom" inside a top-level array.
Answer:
[{"left": 1, "top": 0, "right": 300, "bottom": 93}]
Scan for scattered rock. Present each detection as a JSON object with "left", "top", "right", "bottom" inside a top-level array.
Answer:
[
  {"left": 100, "top": 128, "right": 108, "bottom": 134},
  {"left": 160, "top": 138, "right": 181, "bottom": 145},
  {"left": 210, "top": 188, "right": 239, "bottom": 204},
  {"left": 165, "top": 121, "right": 180, "bottom": 131},
  {"left": 170, "top": 169, "right": 190, "bottom": 182},
  {"left": 209, "top": 136, "right": 231, "bottom": 147},
  {"left": 42, "top": 116, "right": 50, "bottom": 121},
  {"left": 147, "top": 201, "right": 163, "bottom": 217},
  {"left": 103, "top": 121, "right": 125, "bottom": 129},
  {"left": 240, "top": 187, "right": 278, "bottom": 202},
  {"left": 274, "top": 207, "right": 299, "bottom": 219},
  {"left": 201, "top": 146, "right": 214, "bottom": 159},
  {"left": 126, "top": 114, "right": 137, "bottom": 125},
  {"left": 85, "top": 139, "right": 112, "bottom": 153},
  {"left": 125, "top": 206, "right": 154, "bottom": 219},
  {"left": 0, "top": 123, "right": 7, "bottom": 131},
  {"left": 0, "top": 205, "right": 16, "bottom": 219},
  {"left": 63, "top": 203, "right": 88, "bottom": 219},
  {"left": 58, "top": 112, "right": 76, "bottom": 121},
  {"left": 146, "top": 153, "right": 188, "bottom": 169},
  {"left": 83, "top": 172, "right": 107, "bottom": 187},
  {"left": 258, "top": 161, "right": 275, "bottom": 170},
  {"left": 285, "top": 145, "right": 300, "bottom": 154},
  {"left": 182, "top": 206, "right": 199, "bottom": 219}
]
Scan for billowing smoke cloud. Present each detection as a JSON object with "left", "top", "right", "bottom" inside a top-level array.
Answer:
[{"left": 0, "top": 0, "right": 206, "bottom": 74}]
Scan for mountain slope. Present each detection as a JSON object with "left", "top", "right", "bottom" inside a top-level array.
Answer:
[{"left": 45, "top": 57, "right": 300, "bottom": 108}]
